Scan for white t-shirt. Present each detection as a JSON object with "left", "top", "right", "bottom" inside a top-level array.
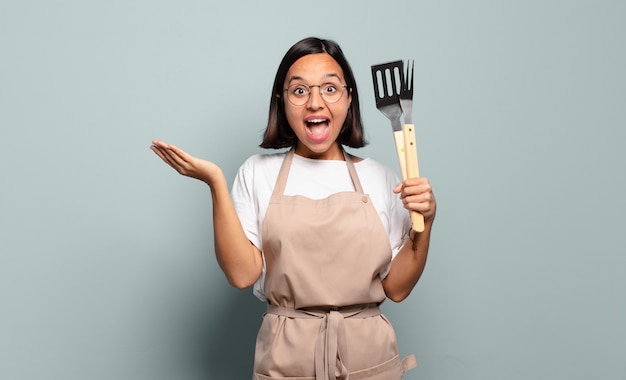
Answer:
[{"left": 231, "top": 151, "right": 410, "bottom": 301}]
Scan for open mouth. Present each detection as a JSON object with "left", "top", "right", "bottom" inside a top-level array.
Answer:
[{"left": 305, "top": 118, "right": 330, "bottom": 141}]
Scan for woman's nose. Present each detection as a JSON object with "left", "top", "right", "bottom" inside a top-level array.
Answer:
[{"left": 307, "top": 89, "right": 324, "bottom": 109}]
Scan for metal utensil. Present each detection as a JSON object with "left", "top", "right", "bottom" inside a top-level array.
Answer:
[
  {"left": 399, "top": 60, "right": 424, "bottom": 232},
  {"left": 371, "top": 60, "right": 407, "bottom": 180}
]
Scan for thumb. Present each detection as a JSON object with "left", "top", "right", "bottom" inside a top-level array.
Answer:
[{"left": 392, "top": 182, "right": 402, "bottom": 194}]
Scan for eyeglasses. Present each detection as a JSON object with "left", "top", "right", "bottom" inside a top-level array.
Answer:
[{"left": 283, "top": 83, "right": 348, "bottom": 106}]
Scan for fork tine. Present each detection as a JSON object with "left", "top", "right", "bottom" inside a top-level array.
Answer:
[
  {"left": 399, "top": 60, "right": 414, "bottom": 123},
  {"left": 402, "top": 60, "right": 414, "bottom": 93},
  {"left": 403, "top": 61, "right": 408, "bottom": 91},
  {"left": 409, "top": 60, "right": 414, "bottom": 93}
]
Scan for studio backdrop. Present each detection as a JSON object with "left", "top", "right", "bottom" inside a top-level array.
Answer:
[{"left": 1, "top": 1, "right": 625, "bottom": 379}]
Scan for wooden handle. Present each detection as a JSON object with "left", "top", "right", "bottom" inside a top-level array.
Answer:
[
  {"left": 393, "top": 130, "right": 407, "bottom": 180},
  {"left": 402, "top": 123, "right": 425, "bottom": 232}
]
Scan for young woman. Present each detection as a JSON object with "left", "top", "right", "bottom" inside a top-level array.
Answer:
[{"left": 151, "top": 37, "right": 436, "bottom": 380}]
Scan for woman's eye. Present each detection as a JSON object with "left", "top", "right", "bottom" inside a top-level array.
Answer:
[
  {"left": 324, "top": 85, "right": 338, "bottom": 93},
  {"left": 293, "top": 87, "right": 307, "bottom": 96}
]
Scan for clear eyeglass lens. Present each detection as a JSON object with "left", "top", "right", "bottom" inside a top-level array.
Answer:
[{"left": 286, "top": 83, "right": 345, "bottom": 106}]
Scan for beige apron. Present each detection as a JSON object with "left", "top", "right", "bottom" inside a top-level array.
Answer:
[{"left": 253, "top": 149, "right": 416, "bottom": 380}]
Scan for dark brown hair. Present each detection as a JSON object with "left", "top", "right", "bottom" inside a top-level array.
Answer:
[{"left": 260, "top": 37, "right": 366, "bottom": 149}]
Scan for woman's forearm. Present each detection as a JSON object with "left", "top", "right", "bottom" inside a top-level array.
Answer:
[
  {"left": 382, "top": 219, "right": 433, "bottom": 302},
  {"left": 210, "top": 174, "right": 263, "bottom": 289}
]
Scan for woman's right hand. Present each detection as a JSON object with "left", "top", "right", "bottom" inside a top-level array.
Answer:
[
  {"left": 151, "top": 139, "right": 262, "bottom": 287},
  {"left": 150, "top": 140, "right": 223, "bottom": 186}
]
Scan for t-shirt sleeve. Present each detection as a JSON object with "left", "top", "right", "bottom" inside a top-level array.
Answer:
[{"left": 379, "top": 167, "right": 412, "bottom": 279}]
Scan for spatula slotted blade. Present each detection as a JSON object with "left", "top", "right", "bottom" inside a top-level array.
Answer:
[
  {"left": 371, "top": 60, "right": 406, "bottom": 179},
  {"left": 371, "top": 61, "right": 404, "bottom": 132}
]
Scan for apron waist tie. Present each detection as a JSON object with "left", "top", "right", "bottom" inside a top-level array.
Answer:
[{"left": 267, "top": 304, "right": 381, "bottom": 380}]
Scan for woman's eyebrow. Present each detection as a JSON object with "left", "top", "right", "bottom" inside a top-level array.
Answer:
[
  {"left": 286, "top": 73, "right": 342, "bottom": 84},
  {"left": 286, "top": 75, "right": 305, "bottom": 83},
  {"left": 324, "top": 73, "right": 341, "bottom": 80}
]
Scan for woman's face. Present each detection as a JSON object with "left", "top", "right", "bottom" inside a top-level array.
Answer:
[{"left": 283, "top": 53, "right": 351, "bottom": 160}]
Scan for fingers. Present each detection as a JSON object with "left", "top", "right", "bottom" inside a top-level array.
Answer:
[
  {"left": 398, "top": 177, "right": 436, "bottom": 220},
  {"left": 150, "top": 140, "right": 215, "bottom": 183},
  {"left": 150, "top": 143, "right": 176, "bottom": 167},
  {"left": 152, "top": 141, "right": 187, "bottom": 161},
  {"left": 150, "top": 140, "right": 191, "bottom": 173},
  {"left": 394, "top": 177, "right": 428, "bottom": 194},
  {"left": 400, "top": 177, "right": 431, "bottom": 197},
  {"left": 164, "top": 146, "right": 190, "bottom": 169}
]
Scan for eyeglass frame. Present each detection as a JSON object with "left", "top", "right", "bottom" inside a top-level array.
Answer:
[{"left": 282, "top": 82, "right": 349, "bottom": 106}]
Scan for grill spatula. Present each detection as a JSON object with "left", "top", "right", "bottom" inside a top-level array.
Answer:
[{"left": 372, "top": 60, "right": 424, "bottom": 232}]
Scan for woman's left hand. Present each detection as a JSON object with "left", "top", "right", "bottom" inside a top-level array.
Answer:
[
  {"left": 393, "top": 177, "right": 436, "bottom": 223},
  {"left": 150, "top": 140, "right": 224, "bottom": 186}
]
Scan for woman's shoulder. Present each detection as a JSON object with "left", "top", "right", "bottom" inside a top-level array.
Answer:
[
  {"left": 354, "top": 155, "right": 396, "bottom": 174},
  {"left": 240, "top": 151, "right": 287, "bottom": 169},
  {"left": 233, "top": 151, "right": 287, "bottom": 193},
  {"left": 235, "top": 151, "right": 288, "bottom": 184},
  {"left": 353, "top": 155, "right": 401, "bottom": 188}
]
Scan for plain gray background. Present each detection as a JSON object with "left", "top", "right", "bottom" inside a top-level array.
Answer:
[{"left": 1, "top": 0, "right": 625, "bottom": 379}]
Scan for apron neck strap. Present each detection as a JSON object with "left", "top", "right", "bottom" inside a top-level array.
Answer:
[
  {"left": 271, "top": 148, "right": 365, "bottom": 198},
  {"left": 343, "top": 149, "right": 365, "bottom": 194}
]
